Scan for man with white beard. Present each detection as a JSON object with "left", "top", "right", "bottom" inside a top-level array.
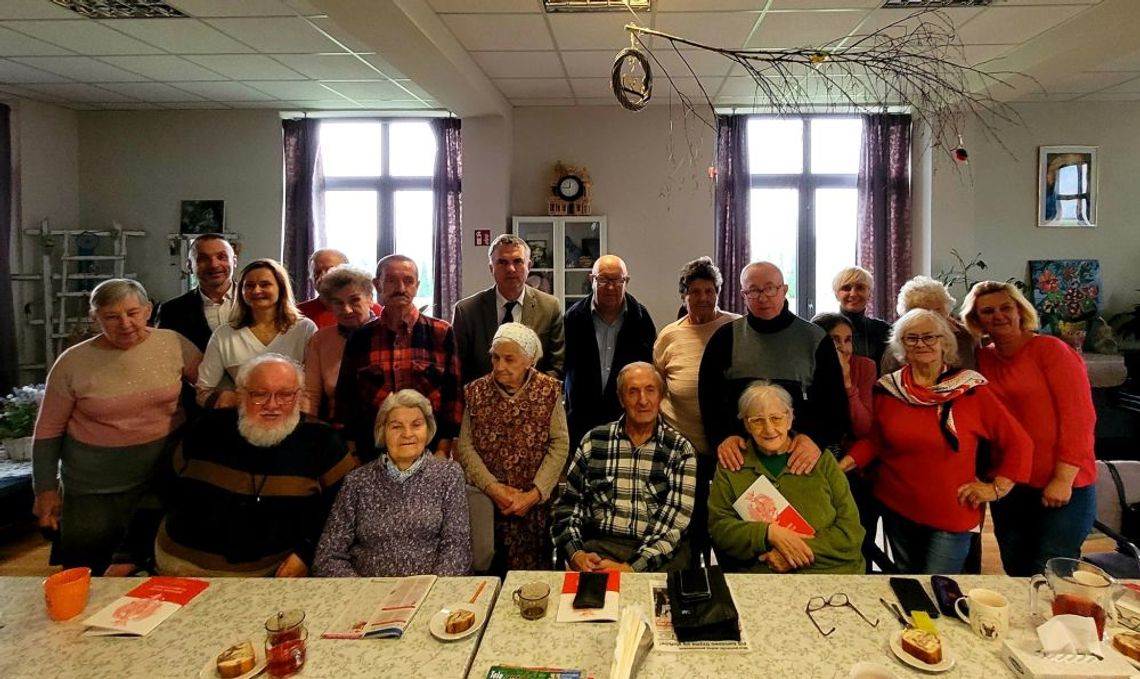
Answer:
[{"left": 106, "top": 353, "right": 356, "bottom": 577}]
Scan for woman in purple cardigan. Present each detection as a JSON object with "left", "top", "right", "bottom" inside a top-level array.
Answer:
[{"left": 313, "top": 389, "right": 471, "bottom": 577}]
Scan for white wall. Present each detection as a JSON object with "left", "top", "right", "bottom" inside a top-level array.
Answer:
[
  {"left": 510, "top": 106, "right": 716, "bottom": 327},
  {"left": 458, "top": 114, "right": 511, "bottom": 301}
]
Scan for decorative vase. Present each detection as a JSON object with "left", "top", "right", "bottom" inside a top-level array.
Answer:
[
  {"left": 1056, "top": 320, "right": 1089, "bottom": 353},
  {"left": 2, "top": 436, "right": 33, "bottom": 462}
]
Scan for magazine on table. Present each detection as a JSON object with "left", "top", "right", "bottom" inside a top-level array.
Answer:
[
  {"left": 82, "top": 576, "right": 209, "bottom": 637},
  {"left": 486, "top": 666, "right": 586, "bottom": 679},
  {"left": 731, "top": 474, "right": 815, "bottom": 537},
  {"left": 555, "top": 571, "right": 620, "bottom": 623},
  {"left": 648, "top": 584, "right": 750, "bottom": 652},
  {"left": 322, "top": 575, "right": 436, "bottom": 639}
]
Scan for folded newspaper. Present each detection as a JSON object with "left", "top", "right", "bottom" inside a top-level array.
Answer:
[
  {"left": 322, "top": 575, "right": 436, "bottom": 639},
  {"left": 649, "top": 584, "right": 750, "bottom": 652}
]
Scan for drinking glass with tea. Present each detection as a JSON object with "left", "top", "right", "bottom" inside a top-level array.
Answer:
[
  {"left": 1029, "top": 558, "right": 1118, "bottom": 639},
  {"left": 265, "top": 609, "right": 308, "bottom": 677}
]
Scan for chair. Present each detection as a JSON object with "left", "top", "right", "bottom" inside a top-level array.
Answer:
[
  {"left": 466, "top": 484, "right": 496, "bottom": 573},
  {"left": 1083, "top": 460, "right": 1140, "bottom": 579}
]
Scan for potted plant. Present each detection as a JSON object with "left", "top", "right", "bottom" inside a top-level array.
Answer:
[{"left": 0, "top": 384, "right": 45, "bottom": 461}]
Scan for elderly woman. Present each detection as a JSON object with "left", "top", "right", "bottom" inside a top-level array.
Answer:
[
  {"left": 840, "top": 309, "right": 1032, "bottom": 574},
  {"left": 832, "top": 266, "right": 890, "bottom": 367},
  {"left": 313, "top": 389, "right": 471, "bottom": 577},
  {"left": 302, "top": 264, "right": 378, "bottom": 420},
  {"left": 32, "top": 278, "right": 200, "bottom": 574},
  {"left": 198, "top": 258, "right": 316, "bottom": 408},
  {"left": 882, "top": 275, "right": 977, "bottom": 373},
  {"left": 454, "top": 323, "right": 568, "bottom": 573},
  {"left": 708, "top": 381, "right": 864, "bottom": 574},
  {"left": 961, "top": 281, "right": 1098, "bottom": 576}
]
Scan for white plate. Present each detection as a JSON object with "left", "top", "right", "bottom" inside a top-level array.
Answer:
[
  {"left": 198, "top": 640, "right": 267, "bottom": 679},
  {"left": 429, "top": 603, "right": 484, "bottom": 642},
  {"left": 889, "top": 630, "right": 956, "bottom": 673}
]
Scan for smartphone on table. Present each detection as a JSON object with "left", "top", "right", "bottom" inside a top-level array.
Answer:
[{"left": 889, "top": 576, "right": 940, "bottom": 618}]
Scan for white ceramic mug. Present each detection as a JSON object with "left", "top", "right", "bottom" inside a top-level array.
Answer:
[{"left": 954, "top": 588, "right": 1010, "bottom": 641}]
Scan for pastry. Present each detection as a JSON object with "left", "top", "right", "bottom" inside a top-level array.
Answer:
[
  {"left": 900, "top": 628, "right": 942, "bottom": 665},
  {"left": 216, "top": 640, "right": 256, "bottom": 678},
  {"left": 445, "top": 609, "right": 476, "bottom": 634},
  {"left": 1113, "top": 630, "right": 1140, "bottom": 662}
]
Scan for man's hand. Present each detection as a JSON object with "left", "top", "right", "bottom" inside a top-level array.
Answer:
[
  {"left": 594, "top": 558, "right": 633, "bottom": 572},
  {"left": 213, "top": 390, "right": 240, "bottom": 409},
  {"left": 569, "top": 550, "right": 602, "bottom": 572},
  {"left": 759, "top": 549, "right": 793, "bottom": 573},
  {"left": 504, "top": 488, "right": 541, "bottom": 517},
  {"left": 787, "top": 434, "right": 821, "bottom": 475},
  {"left": 716, "top": 436, "right": 747, "bottom": 471},
  {"left": 1042, "top": 477, "right": 1073, "bottom": 508},
  {"left": 104, "top": 563, "right": 137, "bottom": 577},
  {"left": 766, "top": 524, "right": 815, "bottom": 570},
  {"left": 275, "top": 553, "right": 309, "bottom": 578},
  {"left": 484, "top": 482, "right": 516, "bottom": 513},
  {"left": 837, "top": 456, "right": 857, "bottom": 473},
  {"left": 33, "top": 489, "right": 62, "bottom": 531}
]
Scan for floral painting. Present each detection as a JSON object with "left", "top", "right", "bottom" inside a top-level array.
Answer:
[{"left": 1028, "top": 259, "right": 1101, "bottom": 334}]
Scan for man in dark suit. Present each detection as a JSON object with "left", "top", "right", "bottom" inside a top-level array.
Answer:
[
  {"left": 155, "top": 233, "right": 236, "bottom": 352},
  {"left": 563, "top": 255, "right": 657, "bottom": 448},
  {"left": 452, "top": 234, "right": 565, "bottom": 385}
]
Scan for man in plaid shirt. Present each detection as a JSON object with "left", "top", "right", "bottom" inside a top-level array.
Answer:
[
  {"left": 552, "top": 362, "right": 697, "bottom": 572},
  {"left": 333, "top": 254, "right": 462, "bottom": 461}
]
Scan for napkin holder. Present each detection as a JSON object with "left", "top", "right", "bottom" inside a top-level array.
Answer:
[{"left": 1001, "top": 638, "right": 1135, "bottom": 679}]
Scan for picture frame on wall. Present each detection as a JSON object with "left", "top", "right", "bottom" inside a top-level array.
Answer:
[
  {"left": 1038, "top": 146, "right": 1097, "bottom": 227},
  {"left": 526, "top": 239, "right": 551, "bottom": 268},
  {"left": 180, "top": 200, "right": 225, "bottom": 234}
]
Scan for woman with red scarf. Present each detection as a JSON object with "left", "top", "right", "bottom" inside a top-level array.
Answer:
[{"left": 839, "top": 309, "right": 1032, "bottom": 574}]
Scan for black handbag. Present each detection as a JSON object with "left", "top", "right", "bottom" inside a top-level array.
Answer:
[
  {"left": 666, "top": 566, "right": 740, "bottom": 643},
  {"left": 1105, "top": 462, "right": 1140, "bottom": 545}
]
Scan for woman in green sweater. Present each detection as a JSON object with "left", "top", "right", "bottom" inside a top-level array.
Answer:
[{"left": 708, "top": 381, "right": 864, "bottom": 574}]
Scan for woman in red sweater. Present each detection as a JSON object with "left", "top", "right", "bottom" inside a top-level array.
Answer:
[
  {"left": 961, "top": 281, "right": 1098, "bottom": 577},
  {"left": 840, "top": 309, "right": 1032, "bottom": 574}
]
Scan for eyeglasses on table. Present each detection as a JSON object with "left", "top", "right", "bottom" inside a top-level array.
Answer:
[{"left": 805, "top": 593, "right": 880, "bottom": 637}]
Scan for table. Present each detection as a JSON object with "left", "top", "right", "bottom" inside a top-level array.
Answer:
[
  {"left": 0, "top": 574, "right": 498, "bottom": 679},
  {"left": 470, "top": 571, "right": 1053, "bottom": 679}
]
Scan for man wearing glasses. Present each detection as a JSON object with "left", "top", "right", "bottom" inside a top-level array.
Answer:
[
  {"left": 562, "top": 255, "right": 658, "bottom": 447},
  {"left": 107, "top": 354, "right": 356, "bottom": 578},
  {"left": 698, "top": 261, "right": 850, "bottom": 475}
]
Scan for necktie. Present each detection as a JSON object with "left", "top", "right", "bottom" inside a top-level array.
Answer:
[{"left": 501, "top": 301, "right": 518, "bottom": 325}]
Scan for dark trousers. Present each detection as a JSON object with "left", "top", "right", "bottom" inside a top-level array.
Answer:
[
  {"left": 689, "top": 454, "right": 716, "bottom": 567},
  {"left": 991, "top": 483, "right": 1097, "bottom": 577},
  {"left": 59, "top": 489, "right": 145, "bottom": 575}
]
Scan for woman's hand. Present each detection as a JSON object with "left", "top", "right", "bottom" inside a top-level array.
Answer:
[
  {"left": 837, "top": 456, "right": 857, "bottom": 473},
  {"left": 787, "top": 434, "right": 822, "bottom": 475},
  {"left": 1042, "top": 477, "right": 1073, "bottom": 508},
  {"left": 275, "top": 553, "right": 309, "bottom": 578},
  {"left": 956, "top": 480, "right": 997, "bottom": 509},
  {"left": 484, "top": 482, "right": 516, "bottom": 512},
  {"left": 503, "top": 488, "right": 541, "bottom": 517},
  {"left": 717, "top": 436, "right": 747, "bottom": 471},
  {"left": 33, "top": 489, "right": 61, "bottom": 531},
  {"left": 104, "top": 563, "right": 137, "bottom": 577},
  {"left": 759, "top": 549, "right": 794, "bottom": 573},
  {"left": 766, "top": 524, "right": 814, "bottom": 570}
]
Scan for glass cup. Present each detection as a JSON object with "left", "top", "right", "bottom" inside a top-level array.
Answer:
[
  {"left": 513, "top": 581, "right": 550, "bottom": 620},
  {"left": 43, "top": 567, "right": 92, "bottom": 621},
  {"left": 1029, "top": 558, "right": 1118, "bottom": 640},
  {"left": 265, "top": 609, "right": 307, "bottom": 677}
]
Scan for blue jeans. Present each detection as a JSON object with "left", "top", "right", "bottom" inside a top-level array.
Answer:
[
  {"left": 882, "top": 508, "right": 973, "bottom": 575},
  {"left": 991, "top": 483, "right": 1096, "bottom": 577}
]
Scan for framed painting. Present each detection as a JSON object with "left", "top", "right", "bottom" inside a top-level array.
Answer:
[
  {"left": 1038, "top": 146, "right": 1097, "bottom": 227},
  {"left": 180, "top": 200, "right": 225, "bottom": 234}
]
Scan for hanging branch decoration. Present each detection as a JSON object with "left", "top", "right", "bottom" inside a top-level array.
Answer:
[
  {"left": 612, "top": 32, "right": 653, "bottom": 111},
  {"left": 611, "top": 9, "right": 1030, "bottom": 158}
]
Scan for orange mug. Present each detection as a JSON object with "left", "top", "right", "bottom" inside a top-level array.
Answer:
[{"left": 43, "top": 567, "right": 92, "bottom": 621}]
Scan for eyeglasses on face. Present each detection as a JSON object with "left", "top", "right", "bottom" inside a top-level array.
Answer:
[
  {"left": 591, "top": 275, "right": 630, "bottom": 288},
  {"left": 745, "top": 414, "right": 788, "bottom": 428},
  {"left": 742, "top": 284, "right": 784, "bottom": 299},
  {"left": 902, "top": 333, "right": 941, "bottom": 347},
  {"left": 805, "top": 593, "right": 879, "bottom": 637},
  {"left": 245, "top": 389, "right": 300, "bottom": 406}
]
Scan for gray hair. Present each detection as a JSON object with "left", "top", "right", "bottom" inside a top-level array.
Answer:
[
  {"left": 375, "top": 254, "right": 418, "bottom": 280},
  {"left": 896, "top": 275, "right": 955, "bottom": 317},
  {"left": 89, "top": 278, "right": 149, "bottom": 314},
  {"left": 487, "top": 233, "right": 531, "bottom": 263},
  {"left": 318, "top": 264, "right": 375, "bottom": 301},
  {"left": 308, "top": 248, "right": 348, "bottom": 278},
  {"left": 888, "top": 308, "right": 960, "bottom": 367},
  {"left": 678, "top": 256, "right": 723, "bottom": 295},
  {"left": 615, "top": 361, "right": 665, "bottom": 396},
  {"left": 235, "top": 353, "right": 305, "bottom": 391},
  {"left": 373, "top": 389, "right": 437, "bottom": 450},
  {"left": 737, "top": 380, "right": 794, "bottom": 421}
]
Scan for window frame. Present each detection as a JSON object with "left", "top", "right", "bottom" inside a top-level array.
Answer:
[{"left": 747, "top": 114, "right": 860, "bottom": 318}]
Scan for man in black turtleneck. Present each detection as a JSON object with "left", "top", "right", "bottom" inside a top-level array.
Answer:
[{"left": 698, "top": 262, "right": 850, "bottom": 472}]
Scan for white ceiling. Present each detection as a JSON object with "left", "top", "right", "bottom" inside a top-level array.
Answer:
[{"left": 0, "top": 0, "right": 1137, "bottom": 112}]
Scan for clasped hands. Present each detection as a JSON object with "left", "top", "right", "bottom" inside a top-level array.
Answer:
[
  {"left": 760, "top": 523, "right": 815, "bottom": 573},
  {"left": 485, "top": 482, "right": 541, "bottom": 517},
  {"left": 569, "top": 550, "right": 632, "bottom": 573}
]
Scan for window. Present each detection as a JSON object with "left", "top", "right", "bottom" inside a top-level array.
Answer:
[
  {"left": 319, "top": 120, "right": 438, "bottom": 311},
  {"left": 747, "top": 116, "right": 862, "bottom": 318}
]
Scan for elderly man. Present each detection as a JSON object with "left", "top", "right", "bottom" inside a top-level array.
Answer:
[
  {"left": 563, "top": 255, "right": 657, "bottom": 447},
  {"left": 334, "top": 254, "right": 462, "bottom": 460},
  {"left": 107, "top": 354, "right": 355, "bottom": 577},
  {"left": 699, "top": 262, "right": 850, "bottom": 472},
  {"left": 156, "top": 233, "right": 236, "bottom": 352},
  {"left": 552, "top": 362, "right": 696, "bottom": 573},
  {"left": 452, "top": 234, "right": 565, "bottom": 385},
  {"left": 296, "top": 248, "right": 382, "bottom": 328}
]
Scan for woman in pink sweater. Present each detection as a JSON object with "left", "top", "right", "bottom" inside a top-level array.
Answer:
[{"left": 961, "top": 281, "right": 1098, "bottom": 577}]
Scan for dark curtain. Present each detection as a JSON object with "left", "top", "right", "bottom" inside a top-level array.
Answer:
[
  {"left": 714, "top": 114, "right": 749, "bottom": 316},
  {"left": 431, "top": 117, "right": 462, "bottom": 320},
  {"left": 0, "top": 104, "right": 15, "bottom": 393},
  {"left": 857, "top": 113, "right": 912, "bottom": 322},
  {"left": 282, "top": 118, "right": 324, "bottom": 300}
]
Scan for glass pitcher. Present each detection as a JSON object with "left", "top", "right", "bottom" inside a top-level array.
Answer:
[{"left": 1029, "top": 558, "right": 1118, "bottom": 639}]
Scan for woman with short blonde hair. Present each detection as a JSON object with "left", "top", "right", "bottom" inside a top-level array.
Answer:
[{"left": 831, "top": 266, "right": 890, "bottom": 367}]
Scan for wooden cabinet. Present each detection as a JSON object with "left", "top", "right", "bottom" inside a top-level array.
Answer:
[{"left": 512, "top": 216, "right": 607, "bottom": 310}]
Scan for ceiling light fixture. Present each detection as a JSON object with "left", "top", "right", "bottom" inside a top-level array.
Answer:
[
  {"left": 882, "top": 0, "right": 991, "bottom": 7},
  {"left": 543, "top": 0, "right": 650, "bottom": 13},
  {"left": 49, "top": 0, "right": 188, "bottom": 19}
]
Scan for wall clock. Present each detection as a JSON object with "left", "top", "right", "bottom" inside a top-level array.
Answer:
[{"left": 555, "top": 174, "right": 584, "bottom": 202}]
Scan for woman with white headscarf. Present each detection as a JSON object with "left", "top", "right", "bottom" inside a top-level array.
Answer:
[{"left": 454, "top": 322, "right": 569, "bottom": 573}]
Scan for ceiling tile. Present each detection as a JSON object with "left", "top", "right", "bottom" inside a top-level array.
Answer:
[
  {"left": 245, "top": 80, "right": 339, "bottom": 99},
  {"left": 162, "top": 101, "right": 230, "bottom": 108},
  {"left": 1101, "top": 75, "right": 1140, "bottom": 94},
  {"left": 569, "top": 77, "right": 611, "bottom": 98},
  {"left": 573, "top": 97, "right": 620, "bottom": 106},
  {"left": 9, "top": 20, "right": 163, "bottom": 54},
  {"left": 20, "top": 82, "right": 137, "bottom": 102},
  {"left": 427, "top": 0, "right": 540, "bottom": 11},
  {"left": 1088, "top": 50, "right": 1140, "bottom": 72},
  {"left": 1040, "top": 70, "right": 1138, "bottom": 94},
  {"left": 561, "top": 50, "right": 617, "bottom": 78},
  {"left": 441, "top": 14, "right": 554, "bottom": 51},
  {"left": 308, "top": 17, "right": 373, "bottom": 52},
  {"left": 512, "top": 98, "right": 578, "bottom": 106},
  {"left": 493, "top": 77, "right": 572, "bottom": 98},
  {"left": 654, "top": 0, "right": 764, "bottom": 9},
  {"left": 11, "top": 56, "right": 148, "bottom": 81},
  {"left": 854, "top": 8, "right": 982, "bottom": 38},
  {"left": 359, "top": 54, "right": 406, "bottom": 79},
  {"left": 224, "top": 100, "right": 288, "bottom": 108},
  {"left": 205, "top": 17, "right": 343, "bottom": 52},
  {"left": 167, "top": 0, "right": 299, "bottom": 17},
  {"left": 653, "top": 12, "right": 761, "bottom": 49},
  {"left": 547, "top": 13, "right": 637, "bottom": 50},
  {"left": 287, "top": 99, "right": 363, "bottom": 109},
  {"left": 643, "top": 48, "right": 736, "bottom": 78},
  {"left": 749, "top": 10, "right": 867, "bottom": 49},
  {"left": 960, "top": 44, "right": 1013, "bottom": 66},
  {"left": 322, "top": 80, "right": 414, "bottom": 100},
  {"left": 272, "top": 54, "right": 379, "bottom": 79},
  {"left": 767, "top": 0, "right": 878, "bottom": 8},
  {"left": 282, "top": 0, "right": 323, "bottom": 14},
  {"left": 473, "top": 51, "right": 563, "bottom": 78},
  {"left": 0, "top": 25, "right": 74, "bottom": 55},
  {"left": 1076, "top": 91, "right": 1140, "bottom": 102},
  {"left": 0, "top": 57, "right": 69, "bottom": 83},
  {"left": 100, "top": 55, "right": 228, "bottom": 80},
  {"left": 174, "top": 81, "right": 275, "bottom": 101},
  {"left": 0, "top": 1, "right": 79, "bottom": 19},
  {"left": 346, "top": 99, "right": 436, "bottom": 109},
  {"left": 96, "top": 81, "right": 207, "bottom": 101},
  {"left": 96, "top": 102, "right": 166, "bottom": 109},
  {"left": 955, "top": 5, "right": 1086, "bottom": 46},
  {"left": 185, "top": 54, "right": 304, "bottom": 79},
  {"left": 110, "top": 18, "right": 256, "bottom": 53}
]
